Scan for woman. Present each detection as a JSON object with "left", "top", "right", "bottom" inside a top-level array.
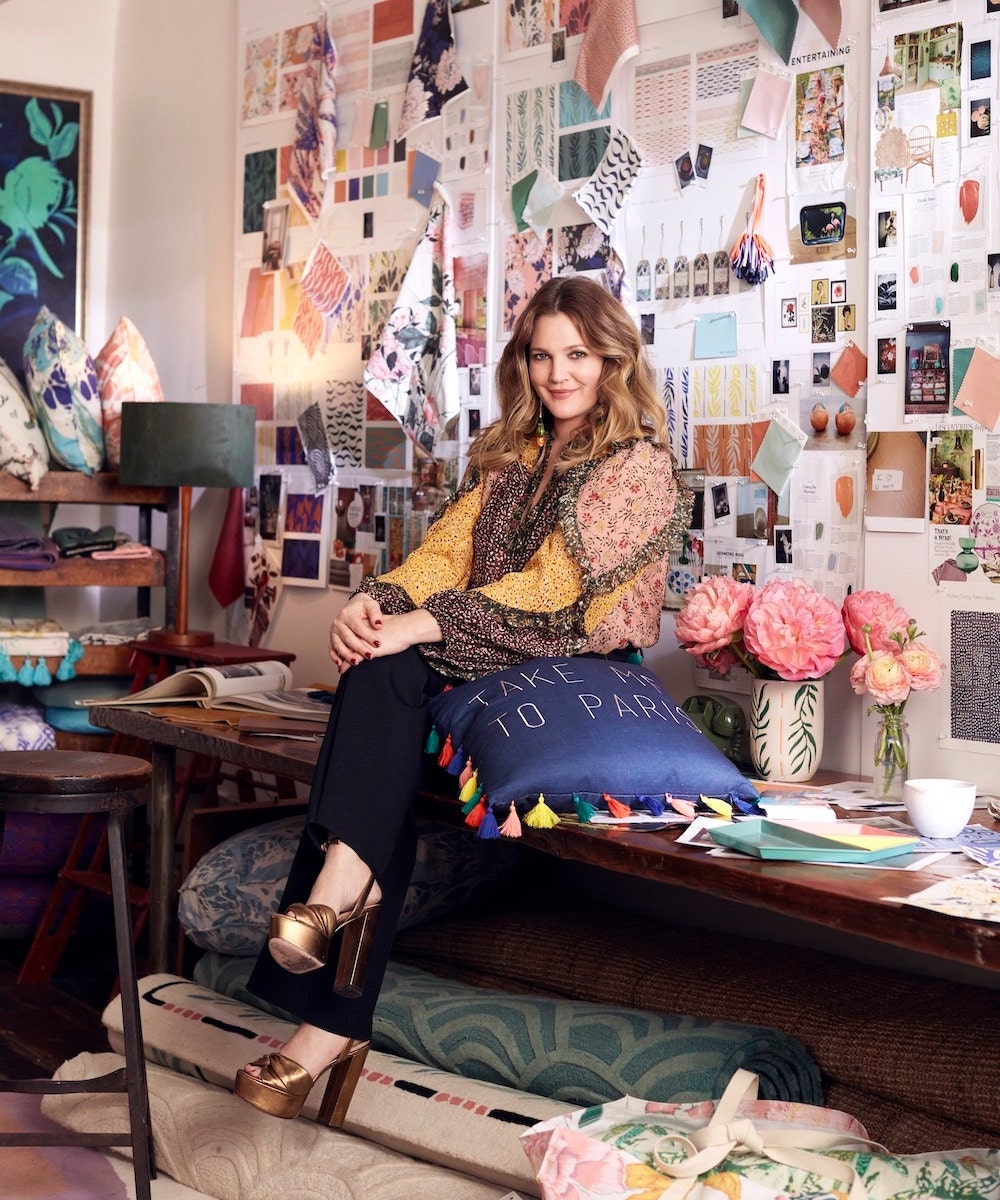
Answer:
[{"left": 235, "top": 275, "right": 691, "bottom": 1125}]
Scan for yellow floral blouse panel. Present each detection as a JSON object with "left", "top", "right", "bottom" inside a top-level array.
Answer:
[{"left": 360, "top": 438, "right": 690, "bottom": 681}]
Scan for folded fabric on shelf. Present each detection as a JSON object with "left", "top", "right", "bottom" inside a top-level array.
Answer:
[
  {"left": 52, "top": 525, "right": 120, "bottom": 557},
  {"left": 91, "top": 541, "right": 154, "bottom": 560},
  {"left": 0, "top": 517, "right": 58, "bottom": 569}
]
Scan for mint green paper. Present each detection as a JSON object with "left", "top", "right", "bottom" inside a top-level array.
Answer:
[
  {"left": 952, "top": 345, "right": 974, "bottom": 415},
  {"left": 693, "top": 312, "right": 737, "bottom": 359}
]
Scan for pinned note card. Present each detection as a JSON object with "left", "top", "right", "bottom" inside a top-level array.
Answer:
[{"left": 694, "top": 312, "right": 737, "bottom": 359}]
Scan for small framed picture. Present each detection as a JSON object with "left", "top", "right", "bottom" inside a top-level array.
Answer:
[
  {"left": 810, "top": 278, "right": 829, "bottom": 306},
  {"left": 781, "top": 297, "right": 797, "bottom": 328},
  {"left": 811, "top": 305, "right": 836, "bottom": 343},
  {"left": 830, "top": 279, "right": 847, "bottom": 303},
  {"left": 837, "top": 303, "right": 856, "bottom": 332}
]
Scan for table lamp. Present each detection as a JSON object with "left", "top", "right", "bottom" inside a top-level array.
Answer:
[{"left": 119, "top": 401, "right": 256, "bottom": 647}]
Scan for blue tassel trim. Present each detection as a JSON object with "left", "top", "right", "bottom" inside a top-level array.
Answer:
[
  {"left": 445, "top": 744, "right": 465, "bottom": 776},
  {"left": 477, "top": 808, "right": 500, "bottom": 839},
  {"left": 639, "top": 794, "right": 665, "bottom": 816}
]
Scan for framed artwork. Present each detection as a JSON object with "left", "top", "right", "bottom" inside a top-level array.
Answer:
[{"left": 0, "top": 80, "right": 91, "bottom": 380}]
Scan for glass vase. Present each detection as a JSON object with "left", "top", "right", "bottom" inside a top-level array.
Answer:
[{"left": 873, "top": 709, "right": 909, "bottom": 800}]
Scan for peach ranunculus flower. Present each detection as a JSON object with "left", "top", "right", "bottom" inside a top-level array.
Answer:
[
  {"left": 841, "top": 589, "right": 911, "bottom": 655},
  {"left": 859, "top": 650, "right": 911, "bottom": 706},
  {"left": 674, "top": 576, "right": 754, "bottom": 668},
  {"left": 742, "top": 578, "right": 846, "bottom": 681},
  {"left": 898, "top": 641, "right": 944, "bottom": 691}
]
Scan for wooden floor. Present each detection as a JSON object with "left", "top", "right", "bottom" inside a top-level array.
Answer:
[{"left": 0, "top": 922, "right": 121, "bottom": 1080}]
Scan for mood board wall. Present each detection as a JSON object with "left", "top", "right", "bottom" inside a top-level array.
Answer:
[{"left": 232, "top": 0, "right": 1000, "bottom": 785}]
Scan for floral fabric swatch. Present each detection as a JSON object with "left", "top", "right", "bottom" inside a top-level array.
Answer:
[
  {"left": 397, "top": 0, "right": 468, "bottom": 140},
  {"left": 287, "top": 13, "right": 337, "bottom": 222},
  {"left": 574, "top": 0, "right": 639, "bottom": 110},
  {"left": 572, "top": 129, "right": 642, "bottom": 235},
  {"left": 363, "top": 191, "right": 460, "bottom": 456}
]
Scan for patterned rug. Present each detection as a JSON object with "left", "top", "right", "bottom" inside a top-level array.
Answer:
[{"left": 0, "top": 1091, "right": 129, "bottom": 1199}]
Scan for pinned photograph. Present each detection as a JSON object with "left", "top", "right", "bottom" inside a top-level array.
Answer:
[
  {"left": 711, "top": 482, "right": 731, "bottom": 520},
  {"left": 877, "top": 337, "right": 897, "bottom": 375},
  {"left": 838, "top": 304, "right": 856, "bottom": 332},
  {"left": 812, "top": 351, "right": 831, "bottom": 386},
  {"left": 877, "top": 272, "right": 897, "bottom": 311},
  {"left": 675, "top": 150, "right": 695, "bottom": 189},
  {"left": 780, "top": 297, "right": 797, "bottom": 327},
  {"left": 695, "top": 144, "right": 713, "bottom": 180},
  {"left": 877, "top": 210, "right": 897, "bottom": 249},
  {"left": 772, "top": 359, "right": 790, "bottom": 395},
  {"left": 261, "top": 200, "right": 289, "bottom": 274},
  {"left": 970, "top": 99, "right": 991, "bottom": 138},
  {"left": 811, "top": 305, "right": 836, "bottom": 343}
]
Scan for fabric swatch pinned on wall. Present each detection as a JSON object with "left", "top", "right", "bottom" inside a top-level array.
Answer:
[
  {"left": 830, "top": 340, "right": 868, "bottom": 400},
  {"left": 574, "top": 0, "right": 639, "bottom": 111},
  {"left": 739, "top": 0, "right": 799, "bottom": 65},
  {"left": 955, "top": 344, "right": 1000, "bottom": 432},
  {"left": 740, "top": 70, "right": 794, "bottom": 140},
  {"left": 750, "top": 411, "right": 807, "bottom": 496},
  {"left": 287, "top": 12, "right": 337, "bottom": 222},
  {"left": 572, "top": 129, "right": 642, "bottom": 235},
  {"left": 397, "top": 0, "right": 468, "bottom": 140},
  {"left": 522, "top": 170, "right": 563, "bottom": 237},
  {"left": 798, "top": 0, "right": 842, "bottom": 54}
]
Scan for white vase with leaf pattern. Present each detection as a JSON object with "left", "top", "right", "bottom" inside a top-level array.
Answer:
[{"left": 749, "top": 679, "right": 824, "bottom": 784}]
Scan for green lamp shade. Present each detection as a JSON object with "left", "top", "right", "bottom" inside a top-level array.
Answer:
[{"left": 119, "top": 402, "right": 255, "bottom": 489}]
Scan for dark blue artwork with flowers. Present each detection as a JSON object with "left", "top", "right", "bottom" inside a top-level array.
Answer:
[{"left": 0, "top": 82, "right": 89, "bottom": 382}]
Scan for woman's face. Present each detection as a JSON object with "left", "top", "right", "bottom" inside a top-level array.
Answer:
[{"left": 527, "top": 312, "right": 603, "bottom": 440}]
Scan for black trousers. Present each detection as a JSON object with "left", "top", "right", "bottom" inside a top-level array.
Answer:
[{"left": 246, "top": 648, "right": 448, "bottom": 1039}]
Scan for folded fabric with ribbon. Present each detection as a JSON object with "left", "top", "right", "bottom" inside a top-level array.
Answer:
[{"left": 521, "top": 1068, "right": 1000, "bottom": 1199}]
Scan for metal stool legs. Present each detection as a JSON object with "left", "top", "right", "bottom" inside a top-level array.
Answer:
[{"left": 0, "top": 751, "right": 156, "bottom": 1200}]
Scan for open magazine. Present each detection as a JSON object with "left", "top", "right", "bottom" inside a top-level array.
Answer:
[{"left": 76, "top": 660, "right": 330, "bottom": 722}]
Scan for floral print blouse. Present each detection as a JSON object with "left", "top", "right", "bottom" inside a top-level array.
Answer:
[{"left": 360, "top": 437, "right": 692, "bottom": 681}]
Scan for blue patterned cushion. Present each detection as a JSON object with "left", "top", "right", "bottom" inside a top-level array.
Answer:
[
  {"left": 191, "top": 956, "right": 823, "bottom": 1107},
  {"left": 22, "top": 306, "right": 104, "bottom": 474},
  {"left": 0, "top": 700, "right": 55, "bottom": 750},
  {"left": 178, "top": 816, "right": 521, "bottom": 956},
  {"left": 429, "top": 656, "right": 759, "bottom": 819}
]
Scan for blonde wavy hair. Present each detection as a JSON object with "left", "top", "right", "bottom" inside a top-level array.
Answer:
[{"left": 467, "top": 276, "right": 667, "bottom": 475}]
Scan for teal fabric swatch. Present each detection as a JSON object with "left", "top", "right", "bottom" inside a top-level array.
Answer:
[{"left": 740, "top": 0, "right": 799, "bottom": 64}]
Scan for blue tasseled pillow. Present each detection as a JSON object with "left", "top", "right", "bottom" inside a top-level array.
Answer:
[{"left": 427, "top": 655, "right": 759, "bottom": 836}]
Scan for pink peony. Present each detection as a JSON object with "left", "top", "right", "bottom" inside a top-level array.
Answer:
[
  {"left": 742, "top": 579, "right": 846, "bottom": 681},
  {"left": 860, "top": 650, "right": 911, "bottom": 705},
  {"left": 674, "top": 576, "right": 753, "bottom": 660},
  {"left": 898, "top": 641, "right": 943, "bottom": 691},
  {"left": 842, "top": 589, "right": 911, "bottom": 655}
]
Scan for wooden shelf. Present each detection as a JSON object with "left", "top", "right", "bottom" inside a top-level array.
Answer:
[
  {"left": 0, "top": 550, "right": 165, "bottom": 588},
  {"left": 8, "top": 642, "right": 137, "bottom": 679},
  {"left": 0, "top": 470, "right": 172, "bottom": 507}
]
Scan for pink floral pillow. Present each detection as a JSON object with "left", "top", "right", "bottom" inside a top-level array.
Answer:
[
  {"left": 0, "top": 356, "right": 49, "bottom": 489},
  {"left": 94, "top": 316, "right": 164, "bottom": 470}
]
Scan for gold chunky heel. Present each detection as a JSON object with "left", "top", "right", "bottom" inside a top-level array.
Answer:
[
  {"left": 268, "top": 878, "right": 381, "bottom": 995},
  {"left": 234, "top": 1040, "right": 370, "bottom": 1126}
]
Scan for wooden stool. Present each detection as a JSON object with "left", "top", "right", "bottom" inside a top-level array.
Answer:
[{"left": 0, "top": 751, "right": 156, "bottom": 1200}]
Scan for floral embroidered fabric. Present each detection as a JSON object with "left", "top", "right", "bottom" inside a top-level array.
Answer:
[
  {"left": 397, "top": 0, "right": 469, "bottom": 140},
  {"left": 361, "top": 438, "right": 691, "bottom": 680}
]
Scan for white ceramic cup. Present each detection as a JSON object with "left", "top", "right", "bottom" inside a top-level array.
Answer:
[{"left": 902, "top": 778, "right": 976, "bottom": 838}]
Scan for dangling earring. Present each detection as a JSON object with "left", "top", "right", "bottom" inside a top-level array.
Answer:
[{"left": 535, "top": 401, "right": 546, "bottom": 446}]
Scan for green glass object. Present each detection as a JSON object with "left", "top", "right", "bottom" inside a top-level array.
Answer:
[{"left": 956, "top": 537, "right": 980, "bottom": 573}]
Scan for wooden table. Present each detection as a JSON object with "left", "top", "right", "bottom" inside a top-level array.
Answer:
[{"left": 89, "top": 705, "right": 1000, "bottom": 977}]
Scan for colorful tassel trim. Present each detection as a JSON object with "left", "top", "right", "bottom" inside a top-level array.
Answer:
[
  {"left": 477, "top": 808, "right": 500, "bottom": 839},
  {"left": 460, "top": 785, "right": 484, "bottom": 815},
  {"left": 0, "top": 649, "right": 15, "bottom": 682},
  {"left": 731, "top": 793, "right": 760, "bottom": 815},
  {"left": 17, "top": 656, "right": 34, "bottom": 687},
  {"left": 56, "top": 640, "right": 83, "bottom": 681},
  {"left": 573, "top": 793, "right": 597, "bottom": 824},
  {"left": 639, "top": 794, "right": 665, "bottom": 816},
  {"left": 424, "top": 724, "right": 441, "bottom": 754},
  {"left": 523, "top": 793, "right": 560, "bottom": 829},
  {"left": 445, "top": 745, "right": 465, "bottom": 776},
  {"left": 464, "top": 796, "right": 488, "bottom": 829},
  {"left": 458, "top": 769, "right": 479, "bottom": 806},
  {"left": 458, "top": 758, "right": 474, "bottom": 789},
  {"left": 700, "top": 795, "right": 733, "bottom": 819},
  {"left": 499, "top": 802, "right": 522, "bottom": 838},
  {"left": 437, "top": 733, "right": 455, "bottom": 768},
  {"left": 603, "top": 793, "right": 631, "bottom": 819},
  {"left": 668, "top": 795, "right": 698, "bottom": 820},
  {"left": 626, "top": 649, "right": 643, "bottom": 664}
]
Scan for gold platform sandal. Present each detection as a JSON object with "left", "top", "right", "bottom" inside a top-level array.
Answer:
[
  {"left": 268, "top": 878, "right": 381, "bottom": 997},
  {"left": 234, "top": 1039, "right": 369, "bottom": 1126}
]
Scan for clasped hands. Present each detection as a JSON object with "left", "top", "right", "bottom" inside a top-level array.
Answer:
[{"left": 328, "top": 593, "right": 441, "bottom": 673}]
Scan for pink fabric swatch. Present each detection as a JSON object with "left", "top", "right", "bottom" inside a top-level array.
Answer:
[
  {"left": 955, "top": 345, "right": 1000, "bottom": 431},
  {"left": 300, "top": 240, "right": 351, "bottom": 316},
  {"left": 799, "top": 0, "right": 842, "bottom": 52},
  {"left": 741, "top": 70, "right": 794, "bottom": 140},
  {"left": 574, "top": 0, "right": 639, "bottom": 110}
]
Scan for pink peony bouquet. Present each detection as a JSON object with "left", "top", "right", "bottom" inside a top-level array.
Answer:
[
  {"left": 843, "top": 589, "right": 943, "bottom": 709},
  {"left": 675, "top": 576, "right": 846, "bottom": 682},
  {"left": 842, "top": 589, "right": 943, "bottom": 796}
]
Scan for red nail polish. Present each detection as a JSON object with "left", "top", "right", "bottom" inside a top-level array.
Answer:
[
  {"left": 373, "top": 640, "right": 381, "bottom": 648},
  {"left": 364, "top": 651, "right": 373, "bottom": 659}
]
